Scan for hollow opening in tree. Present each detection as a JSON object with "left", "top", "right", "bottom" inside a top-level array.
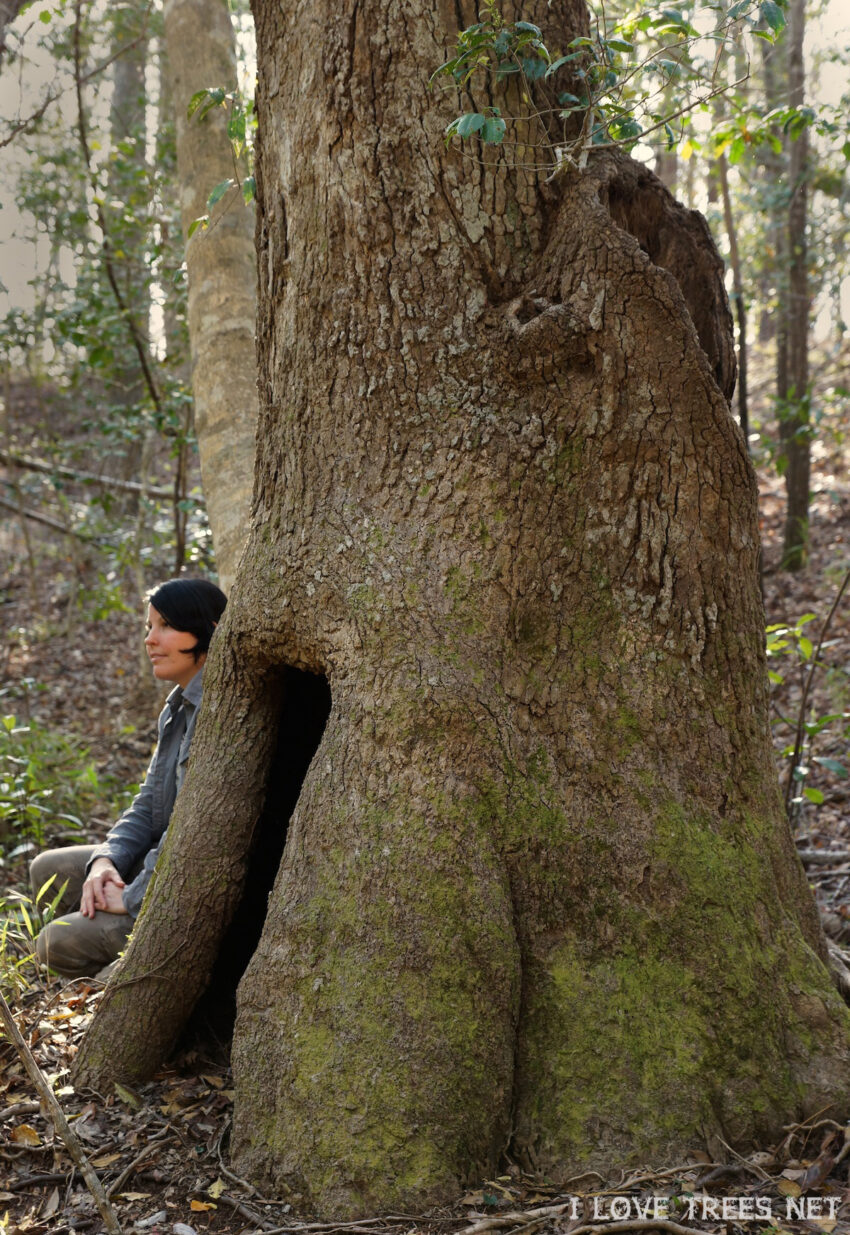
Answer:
[{"left": 185, "top": 665, "right": 332, "bottom": 1046}]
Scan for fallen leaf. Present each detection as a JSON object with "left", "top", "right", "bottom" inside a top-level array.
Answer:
[
  {"left": 201, "top": 1074, "right": 223, "bottom": 1089},
  {"left": 42, "top": 1187, "right": 59, "bottom": 1217},
  {"left": 118, "top": 1192, "right": 151, "bottom": 1201},
  {"left": 91, "top": 1152, "right": 122, "bottom": 1167},
  {"left": 778, "top": 1179, "right": 802, "bottom": 1198},
  {"left": 173, "top": 1224, "right": 199, "bottom": 1235},
  {"left": 208, "top": 1178, "right": 225, "bottom": 1199},
  {"left": 460, "top": 1192, "right": 484, "bottom": 1206},
  {"left": 114, "top": 1082, "right": 142, "bottom": 1110},
  {"left": 190, "top": 1199, "right": 216, "bottom": 1211},
  {"left": 10, "top": 1123, "right": 41, "bottom": 1146}
]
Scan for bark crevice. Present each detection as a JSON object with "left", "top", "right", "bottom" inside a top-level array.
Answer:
[{"left": 189, "top": 666, "right": 333, "bottom": 1043}]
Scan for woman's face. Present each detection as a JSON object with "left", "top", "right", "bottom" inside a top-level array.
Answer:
[{"left": 144, "top": 604, "right": 205, "bottom": 689}]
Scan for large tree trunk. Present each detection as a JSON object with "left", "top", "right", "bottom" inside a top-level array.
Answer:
[
  {"left": 74, "top": 0, "right": 850, "bottom": 1216},
  {"left": 162, "top": 0, "right": 257, "bottom": 591}
]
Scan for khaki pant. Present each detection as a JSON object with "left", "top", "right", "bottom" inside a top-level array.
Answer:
[{"left": 30, "top": 846, "right": 133, "bottom": 980}]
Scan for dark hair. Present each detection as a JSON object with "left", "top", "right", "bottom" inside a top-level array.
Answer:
[{"left": 147, "top": 578, "right": 227, "bottom": 661}]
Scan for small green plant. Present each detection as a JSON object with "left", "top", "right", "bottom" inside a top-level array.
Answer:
[
  {"left": 0, "top": 876, "right": 66, "bottom": 1002},
  {"left": 186, "top": 87, "right": 256, "bottom": 237},
  {"left": 0, "top": 707, "right": 121, "bottom": 856},
  {"left": 766, "top": 568, "right": 850, "bottom": 820},
  {"left": 430, "top": 0, "right": 788, "bottom": 170}
]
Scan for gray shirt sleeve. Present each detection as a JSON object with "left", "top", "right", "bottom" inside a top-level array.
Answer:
[
  {"left": 86, "top": 673, "right": 202, "bottom": 919},
  {"left": 86, "top": 711, "right": 168, "bottom": 884},
  {"left": 120, "top": 693, "right": 198, "bottom": 916},
  {"left": 122, "top": 830, "right": 169, "bottom": 918}
]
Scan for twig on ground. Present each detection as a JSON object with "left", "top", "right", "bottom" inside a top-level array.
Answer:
[
  {"left": 106, "top": 1129, "right": 174, "bottom": 1198},
  {"left": 616, "top": 1163, "right": 714, "bottom": 1189},
  {"left": 797, "top": 850, "right": 850, "bottom": 866},
  {"left": 258, "top": 1228, "right": 404, "bottom": 1235},
  {"left": 214, "top": 1114, "right": 263, "bottom": 1199},
  {"left": 782, "top": 1116, "right": 845, "bottom": 1134},
  {"left": 462, "top": 1216, "right": 706, "bottom": 1235},
  {"left": 714, "top": 1137, "right": 771, "bottom": 1182},
  {"left": 0, "top": 1100, "right": 40, "bottom": 1122},
  {"left": 7, "top": 1171, "right": 74, "bottom": 1192},
  {"left": 0, "top": 989, "right": 123, "bottom": 1234},
  {"left": 216, "top": 1191, "right": 281, "bottom": 1230}
]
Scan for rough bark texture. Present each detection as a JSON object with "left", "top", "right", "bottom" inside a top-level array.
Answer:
[
  {"left": 162, "top": 0, "right": 257, "bottom": 591},
  {"left": 74, "top": 0, "right": 850, "bottom": 1216}
]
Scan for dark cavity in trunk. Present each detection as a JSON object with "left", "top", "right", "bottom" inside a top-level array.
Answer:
[{"left": 184, "top": 665, "right": 332, "bottom": 1049}]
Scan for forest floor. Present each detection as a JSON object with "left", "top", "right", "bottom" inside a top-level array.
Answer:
[{"left": 3, "top": 464, "right": 850, "bottom": 1235}]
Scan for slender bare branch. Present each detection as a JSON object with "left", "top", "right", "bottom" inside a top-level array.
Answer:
[{"left": 0, "top": 990, "right": 123, "bottom": 1235}]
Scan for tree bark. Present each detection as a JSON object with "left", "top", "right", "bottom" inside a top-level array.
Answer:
[
  {"left": 162, "top": 0, "right": 257, "bottom": 592},
  {"left": 107, "top": 7, "right": 150, "bottom": 511},
  {"left": 780, "top": 0, "right": 810, "bottom": 571},
  {"left": 74, "top": 0, "right": 850, "bottom": 1216}
]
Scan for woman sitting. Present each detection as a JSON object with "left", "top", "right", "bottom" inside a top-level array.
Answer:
[{"left": 30, "top": 577, "right": 227, "bottom": 979}]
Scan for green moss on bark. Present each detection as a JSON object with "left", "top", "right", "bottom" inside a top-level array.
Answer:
[{"left": 511, "top": 797, "right": 850, "bottom": 1172}]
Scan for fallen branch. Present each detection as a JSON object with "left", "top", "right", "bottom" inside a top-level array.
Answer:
[
  {"left": 7, "top": 1170, "right": 74, "bottom": 1192},
  {"left": 217, "top": 1191, "right": 281, "bottom": 1231},
  {"left": 0, "top": 448, "right": 180, "bottom": 500},
  {"left": 0, "top": 494, "right": 110, "bottom": 545},
  {"left": 0, "top": 1100, "right": 40, "bottom": 1123},
  {"left": 463, "top": 1217, "right": 705, "bottom": 1235},
  {"left": 797, "top": 849, "right": 850, "bottom": 866},
  {"left": 106, "top": 1128, "right": 174, "bottom": 1198},
  {"left": 0, "top": 990, "right": 123, "bottom": 1235}
]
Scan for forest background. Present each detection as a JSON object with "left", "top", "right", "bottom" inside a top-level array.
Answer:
[{"left": 2, "top": 0, "right": 850, "bottom": 1230}]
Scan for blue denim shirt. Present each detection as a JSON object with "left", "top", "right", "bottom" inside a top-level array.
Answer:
[{"left": 88, "top": 668, "right": 204, "bottom": 918}]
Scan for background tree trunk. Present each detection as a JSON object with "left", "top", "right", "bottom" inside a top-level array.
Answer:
[
  {"left": 74, "top": 0, "right": 850, "bottom": 1216},
  {"left": 162, "top": 0, "right": 257, "bottom": 592},
  {"left": 780, "top": 0, "right": 810, "bottom": 570},
  {"left": 0, "top": 0, "right": 24, "bottom": 61},
  {"left": 107, "top": 7, "right": 150, "bottom": 510}
]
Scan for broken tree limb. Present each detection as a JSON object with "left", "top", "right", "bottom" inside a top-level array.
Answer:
[
  {"left": 0, "top": 447, "right": 186, "bottom": 500},
  {"left": 797, "top": 849, "right": 850, "bottom": 866},
  {"left": 0, "top": 494, "right": 109, "bottom": 544},
  {"left": 0, "top": 989, "right": 123, "bottom": 1235},
  {"left": 461, "top": 1215, "right": 706, "bottom": 1235}
]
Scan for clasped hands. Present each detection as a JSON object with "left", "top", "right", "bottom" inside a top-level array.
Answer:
[{"left": 81, "top": 858, "right": 127, "bottom": 917}]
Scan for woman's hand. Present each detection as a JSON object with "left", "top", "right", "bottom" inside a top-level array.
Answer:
[{"left": 81, "top": 859, "right": 126, "bottom": 918}]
